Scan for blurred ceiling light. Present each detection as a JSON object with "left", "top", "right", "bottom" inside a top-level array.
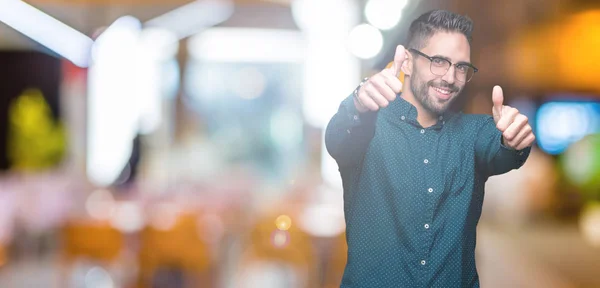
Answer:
[
  {"left": 0, "top": 0, "right": 93, "bottom": 67},
  {"left": 365, "top": 0, "right": 407, "bottom": 30},
  {"left": 87, "top": 16, "right": 142, "bottom": 187},
  {"left": 348, "top": 24, "right": 383, "bottom": 59},
  {"left": 145, "top": 0, "right": 234, "bottom": 40},
  {"left": 138, "top": 27, "right": 179, "bottom": 61},
  {"left": 188, "top": 28, "right": 305, "bottom": 63},
  {"left": 291, "top": 0, "right": 357, "bottom": 32},
  {"left": 92, "top": 15, "right": 142, "bottom": 63}
]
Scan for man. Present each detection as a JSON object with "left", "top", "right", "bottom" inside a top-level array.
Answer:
[{"left": 325, "top": 10, "right": 535, "bottom": 287}]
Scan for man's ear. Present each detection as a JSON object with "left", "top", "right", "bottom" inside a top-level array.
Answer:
[{"left": 401, "top": 50, "right": 412, "bottom": 76}]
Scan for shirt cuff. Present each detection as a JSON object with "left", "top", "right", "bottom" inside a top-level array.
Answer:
[
  {"left": 498, "top": 133, "right": 531, "bottom": 165},
  {"left": 343, "top": 94, "right": 377, "bottom": 126}
]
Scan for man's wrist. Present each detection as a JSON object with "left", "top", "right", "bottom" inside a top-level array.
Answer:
[{"left": 353, "top": 77, "right": 370, "bottom": 113}]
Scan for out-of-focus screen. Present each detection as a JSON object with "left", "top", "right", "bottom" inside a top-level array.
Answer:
[{"left": 536, "top": 99, "right": 600, "bottom": 155}]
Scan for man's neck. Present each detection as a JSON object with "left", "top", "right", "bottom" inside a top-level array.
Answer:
[{"left": 400, "top": 89, "right": 439, "bottom": 128}]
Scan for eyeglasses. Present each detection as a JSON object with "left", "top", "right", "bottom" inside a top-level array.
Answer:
[{"left": 408, "top": 48, "right": 478, "bottom": 83}]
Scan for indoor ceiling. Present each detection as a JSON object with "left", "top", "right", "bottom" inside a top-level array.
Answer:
[
  {"left": 0, "top": 0, "right": 296, "bottom": 49},
  {"left": 2, "top": 0, "right": 600, "bottom": 95}
]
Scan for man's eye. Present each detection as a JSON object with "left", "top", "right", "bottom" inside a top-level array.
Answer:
[
  {"left": 432, "top": 58, "right": 446, "bottom": 66},
  {"left": 456, "top": 65, "right": 468, "bottom": 73}
]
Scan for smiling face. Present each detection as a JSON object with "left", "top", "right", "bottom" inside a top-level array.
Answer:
[{"left": 408, "top": 31, "right": 471, "bottom": 116}]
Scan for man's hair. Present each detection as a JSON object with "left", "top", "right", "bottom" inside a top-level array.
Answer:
[{"left": 406, "top": 10, "right": 473, "bottom": 50}]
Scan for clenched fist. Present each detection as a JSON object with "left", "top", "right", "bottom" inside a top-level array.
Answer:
[
  {"left": 354, "top": 45, "right": 407, "bottom": 113},
  {"left": 492, "top": 85, "right": 536, "bottom": 150}
]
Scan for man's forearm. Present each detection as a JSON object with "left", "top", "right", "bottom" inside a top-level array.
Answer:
[{"left": 325, "top": 94, "right": 378, "bottom": 170}]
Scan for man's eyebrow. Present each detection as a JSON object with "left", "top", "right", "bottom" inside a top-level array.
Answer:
[
  {"left": 432, "top": 54, "right": 473, "bottom": 66},
  {"left": 456, "top": 61, "right": 474, "bottom": 66},
  {"left": 431, "top": 54, "right": 452, "bottom": 62}
]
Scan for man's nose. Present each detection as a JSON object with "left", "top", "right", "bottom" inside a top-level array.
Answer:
[{"left": 442, "top": 65, "right": 456, "bottom": 85}]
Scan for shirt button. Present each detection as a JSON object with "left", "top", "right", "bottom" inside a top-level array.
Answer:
[
  {"left": 428, "top": 188, "right": 433, "bottom": 193},
  {"left": 353, "top": 115, "right": 359, "bottom": 120},
  {"left": 420, "top": 129, "right": 425, "bottom": 134},
  {"left": 424, "top": 224, "right": 430, "bottom": 229},
  {"left": 346, "top": 129, "right": 351, "bottom": 134},
  {"left": 401, "top": 116, "right": 406, "bottom": 120},
  {"left": 519, "top": 151, "right": 524, "bottom": 156},
  {"left": 424, "top": 159, "right": 429, "bottom": 164},
  {"left": 421, "top": 260, "right": 426, "bottom": 265}
]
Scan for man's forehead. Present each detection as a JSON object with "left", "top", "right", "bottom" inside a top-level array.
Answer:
[{"left": 421, "top": 31, "right": 471, "bottom": 62}]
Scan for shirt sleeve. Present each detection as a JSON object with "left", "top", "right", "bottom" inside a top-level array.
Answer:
[
  {"left": 474, "top": 115, "right": 531, "bottom": 178},
  {"left": 325, "top": 94, "right": 378, "bottom": 172}
]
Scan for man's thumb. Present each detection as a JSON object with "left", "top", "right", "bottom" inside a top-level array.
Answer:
[
  {"left": 389, "top": 45, "right": 406, "bottom": 77},
  {"left": 492, "top": 85, "right": 504, "bottom": 115}
]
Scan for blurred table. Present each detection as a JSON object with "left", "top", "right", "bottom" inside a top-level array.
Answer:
[{"left": 477, "top": 221, "right": 600, "bottom": 288}]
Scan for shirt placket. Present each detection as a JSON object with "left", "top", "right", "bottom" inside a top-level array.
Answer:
[{"left": 418, "top": 125, "right": 435, "bottom": 283}]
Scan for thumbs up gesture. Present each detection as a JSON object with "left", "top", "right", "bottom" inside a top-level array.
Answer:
[
  {"left": 354, "top": 45, "right": 406, "bottom": 113},
  {"left": 492, "top": 85, "right": 535, "bottom": 150}
]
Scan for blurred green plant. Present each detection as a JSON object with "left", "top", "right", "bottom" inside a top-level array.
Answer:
[
  {"left": 560, "top": 133, "right": 600, "bottom": 201},
  {"left": 7, "top": 88, "right": 66, "bottom": 171}
]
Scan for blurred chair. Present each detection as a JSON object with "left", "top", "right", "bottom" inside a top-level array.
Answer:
[
  {"left": 233, "top": 211, "right": 319, "bottom": 288},
  {"left": 137, "top": 212, "right": 213, "bottom": 288},
  {"left": 60, "top": 220, "right": 124, "bottom": 287},
  {"left": 0, "top": 243, "right": 7, "bottom": 268},
  {"left": 62, "top": 220, "right": 124, "bottom": 262},
  {"left": 322, "top": 232, "right": 347, "bottom": 288}
]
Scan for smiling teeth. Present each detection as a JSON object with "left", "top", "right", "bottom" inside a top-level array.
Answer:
[{"left": 434, "top": 87, "right": 450, "bottom": 95}]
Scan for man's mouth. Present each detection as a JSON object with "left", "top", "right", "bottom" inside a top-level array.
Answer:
[{"left": 431, "top": 85, "right": 455, "bottom": 100}]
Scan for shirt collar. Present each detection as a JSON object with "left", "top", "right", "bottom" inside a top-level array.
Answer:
[{"left": 383, "top": 93, "right": 453, "bottom": 130}]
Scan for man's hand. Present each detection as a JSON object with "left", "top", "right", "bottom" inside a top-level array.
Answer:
[
  {"left": 492, "top": 85, "right": 535, "bottom": 150},
  {"left": 354, "top": 45, "right": 406, "bottom": 113}
]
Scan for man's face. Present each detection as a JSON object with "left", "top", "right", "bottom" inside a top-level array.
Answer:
[{"left": 409, "top": 32, "right": 471, "bottom": 116}]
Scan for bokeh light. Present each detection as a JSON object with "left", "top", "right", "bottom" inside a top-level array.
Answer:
[
  {"left": 347, "top": 24, "right": 383, "bottom": 59},
  {"left": 231, "top": 67, "right": 266, "bottom": 99},
  {"left": 275, "top": 215, "right": 292, "bottom": 231},
  {"left": 85, "top": 189, "right": 115, "bottom": 220},
  {"left": 365, "top": 0, "right": 407, "bottom": 30},
  {"left": 109, "top": 201, "right": 144, "bottom": 233},
  {"left": 580, "top": 202, "right": 600, "bottom": 248},
  {"left": 149, "top": 202, "right": 179, "bottom": 231},
  {"left": 84, "top": 266, "right": 114, "bottom": 288},
  {"left": 271, "top": 230, "right": 290, "bottom": 248}
]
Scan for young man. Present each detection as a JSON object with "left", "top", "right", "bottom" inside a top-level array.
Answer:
[{"left": 325, "top": 10, "right": 535, "bottom": 287}]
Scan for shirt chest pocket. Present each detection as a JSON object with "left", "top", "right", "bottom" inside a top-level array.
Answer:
[{"left": 441, "top": 144, "right": 473, "bottom": 195}]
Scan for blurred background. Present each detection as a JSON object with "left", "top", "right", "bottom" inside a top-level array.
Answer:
[{"left": 0, "top": 0, "right": 599, "bottom": 287}]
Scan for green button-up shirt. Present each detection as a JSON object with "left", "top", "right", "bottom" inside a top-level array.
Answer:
[{"left": 325, "top": 94, "right": 531, "bottom": 288}]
